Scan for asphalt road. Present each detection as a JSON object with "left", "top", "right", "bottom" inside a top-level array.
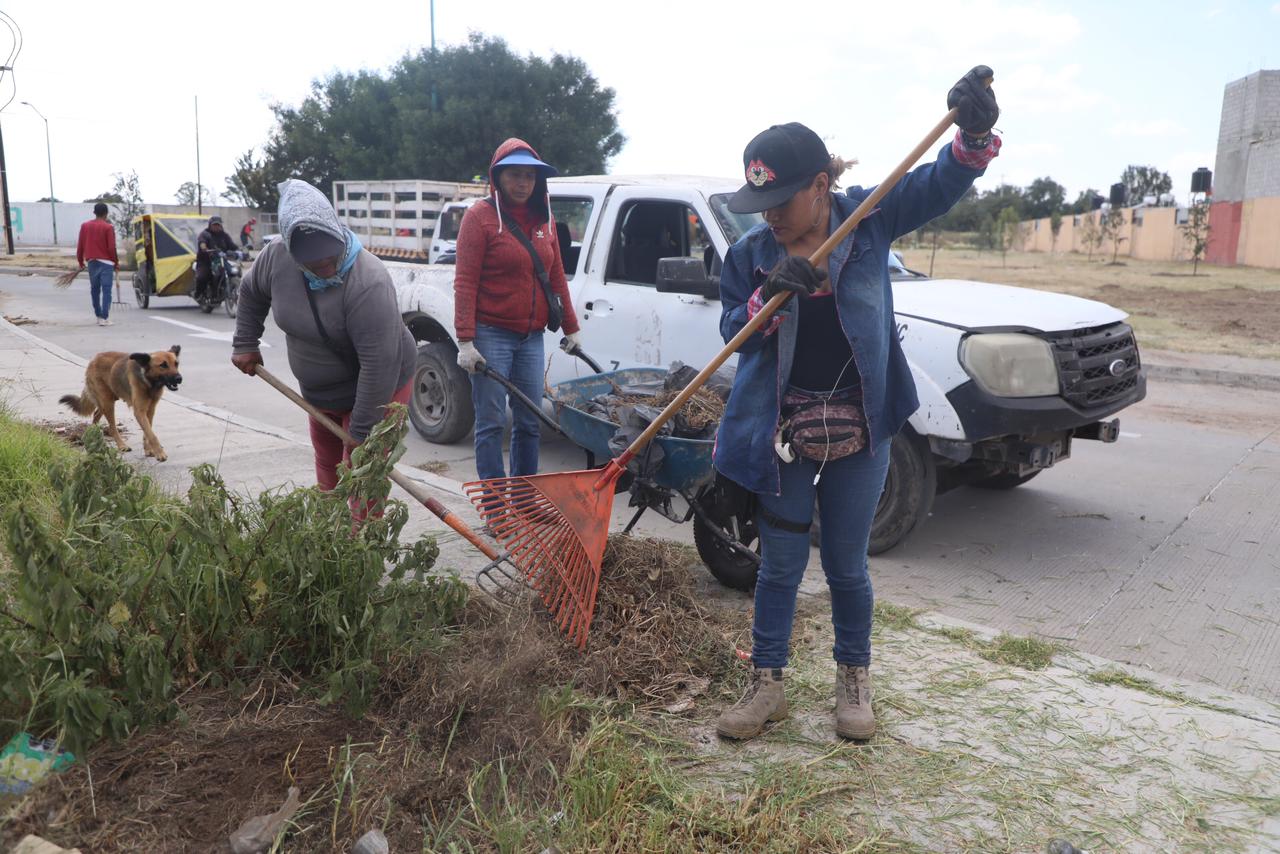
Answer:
[{"left": 4, "top": 271, "right": 1278, "bottom": 702}]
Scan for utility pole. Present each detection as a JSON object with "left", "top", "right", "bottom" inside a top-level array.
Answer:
[
  {"left": 21, "top": 102, "right": 56, "bottom": 245},
  {"left": 0, "top": 115, "right": 14, "bottom": 255},
  {"left": 195, "top": 95, "right": 203, "bottom": 215},
  {"left": 430, "top": 0, "right": 439, "bottom": 112}
]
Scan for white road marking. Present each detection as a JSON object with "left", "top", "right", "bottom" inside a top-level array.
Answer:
[
  {"left": 149, "top": 316, "right": 271, "bottom": 347},
  {"left": 1120, "top": 431, "right": 1142, "bottom": 439}
]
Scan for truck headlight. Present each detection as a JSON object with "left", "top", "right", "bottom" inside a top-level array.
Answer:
[{"left": 959, "top": 333, "right": 1059, "bottom": 397}]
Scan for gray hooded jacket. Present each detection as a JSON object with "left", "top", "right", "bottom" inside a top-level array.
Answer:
[{"left": 233, "top": 179, "right": 416, "bottom": 441}]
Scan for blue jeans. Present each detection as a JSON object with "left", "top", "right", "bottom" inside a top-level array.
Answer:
[
  {"left": 471, "top": 324, "right": 545, "bottom": 480},
  {"left": 752, "top": 439, "right": 893, "bottom": 669},
  {"left": 88, "top": 261, "right": 113, "bottom": 319}
]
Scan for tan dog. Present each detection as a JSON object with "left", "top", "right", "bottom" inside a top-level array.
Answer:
[{"left": 60, "top": 345, "right": 183, "bottom": 461}]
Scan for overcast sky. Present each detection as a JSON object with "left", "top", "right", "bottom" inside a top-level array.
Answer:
[{"left": 2, "top": 0, "right": 1278, "bottom": 208}]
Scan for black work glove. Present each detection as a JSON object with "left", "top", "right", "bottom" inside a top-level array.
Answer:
[
  {"left": 762, "top": 256, "right": 827, "bottom": 301},
  {"left": 947, "top": 65, "right": 999, "bottom": 135}
]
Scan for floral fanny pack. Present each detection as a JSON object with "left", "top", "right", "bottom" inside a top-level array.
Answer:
[{"left": 779, "top": 386, "right": 866, "bottom": 462}]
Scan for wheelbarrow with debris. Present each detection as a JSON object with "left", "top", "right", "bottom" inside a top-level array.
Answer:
[{"left": 481, "top": 348, "right": 762, "bottom": 592}]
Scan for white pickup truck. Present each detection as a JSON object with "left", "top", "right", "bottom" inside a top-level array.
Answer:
[{"left": 387, "top": 175, "right": 1145, "bottom": 581}]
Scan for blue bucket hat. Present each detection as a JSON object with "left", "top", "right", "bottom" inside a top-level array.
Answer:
[{"left": 492, "top": 150, "right": 558, "bottom": 176}]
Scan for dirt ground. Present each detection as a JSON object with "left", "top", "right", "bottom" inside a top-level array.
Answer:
[
  {"left": 896, "top": 246, "right": 1280, "bottom": 360},
  {"left": 2, "top": 536, "right": 741, "bottom": 853},
  {"left": 0, "top": 253, "right": 79, "bottom": 273}
]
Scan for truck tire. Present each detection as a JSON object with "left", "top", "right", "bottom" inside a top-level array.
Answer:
[
  {"left": 693, "top": 511, "right": 759, "bottom": 592},
  {"left": 808, "top": 432, "right": 937, "bottom": 555},
  {"left": 409, "top": 342, "right": 474, "bottom": 444},
  {"left": 973, "top": 470, "right": 1040, "bottom": 490}
]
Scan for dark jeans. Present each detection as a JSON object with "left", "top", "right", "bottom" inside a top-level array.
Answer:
[
  {"left": 751, "top": 439, "right": 893, "bottom": 669},
  {"left": 470, "top": 324, "right": 545, "bottom": 480},
  {"left": 88, "top": 260, "right": 113, "bottom": 319}
]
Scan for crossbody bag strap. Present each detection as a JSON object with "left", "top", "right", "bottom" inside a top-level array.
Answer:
[{"left": 303, "top": 283, "right": 361, "bottom": 375}]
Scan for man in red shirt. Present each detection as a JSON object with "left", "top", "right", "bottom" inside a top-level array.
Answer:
[{"left": 75, "top": 203, "right": 119, "bottom": 326}]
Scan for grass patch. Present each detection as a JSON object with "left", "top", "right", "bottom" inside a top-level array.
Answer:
[
  {"left": 923, "top": 624, "right": 1059, "bottom": 670},
  {"left": 873, "top": 600, "right": 921, "bottom": 632},
  {"left": 414, "top": 459, "right": 451, "bottom": 475},
  {"left": 0, "top": 407, "right": 77, "bottom": 508}
]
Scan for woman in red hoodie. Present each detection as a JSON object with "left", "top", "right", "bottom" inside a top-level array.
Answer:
[{"left": 454, "top": 139, "right": 580, "bottom": 479}]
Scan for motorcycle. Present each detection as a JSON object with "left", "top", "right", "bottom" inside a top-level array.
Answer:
[{"left": 194, "top": 250, "right": 245, "bottom": 318}]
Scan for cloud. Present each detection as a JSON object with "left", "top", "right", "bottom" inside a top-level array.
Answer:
[{"left": 1111, "top": 118, "right": 1187, "bottom": 137}]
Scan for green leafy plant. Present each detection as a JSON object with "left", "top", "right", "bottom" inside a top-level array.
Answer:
[{"left": 1, "top": 408, "right": 465, "bottom": 754}]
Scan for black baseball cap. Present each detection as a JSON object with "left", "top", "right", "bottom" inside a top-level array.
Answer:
[
  {"left": 727, "top": 122, "right": 830, "bottom": 214},
  {"left": 289, "top": 226, "right": 345, "bottom": 263}
]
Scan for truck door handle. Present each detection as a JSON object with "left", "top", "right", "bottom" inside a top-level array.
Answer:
[{"left": 585, "top": 299, "right": 613, "bottom": 314}]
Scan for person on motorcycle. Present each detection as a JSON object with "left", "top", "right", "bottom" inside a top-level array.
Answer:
[{"left": 196, "top": 215, "right": 238, "bottom": 300}]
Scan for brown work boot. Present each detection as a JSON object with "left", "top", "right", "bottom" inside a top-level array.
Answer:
[
  {"left": 716, "top": 667, "right": 787, "bottom": 740},
  {"left": 835, "top": 663, "right": 875, "bottom": 740}
]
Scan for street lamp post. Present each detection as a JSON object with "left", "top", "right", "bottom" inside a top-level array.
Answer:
[{"left": 21, "top": 101, "right": 56, "bottom": 245}]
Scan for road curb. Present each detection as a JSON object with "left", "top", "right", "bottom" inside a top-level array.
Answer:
[
  {"left": 1145, "top": 362, "right": 1280, "bottom": 392},
  {"left": 0, "top": 316, "right": 468, "bottom": 499}
]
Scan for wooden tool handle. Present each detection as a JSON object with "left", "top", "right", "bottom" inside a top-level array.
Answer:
[
  {"left": 254, "top": 366, "right": 500, "bottom": 560},
  {"left": 604, "top": 106, "right": 964, "bottom": 485}
]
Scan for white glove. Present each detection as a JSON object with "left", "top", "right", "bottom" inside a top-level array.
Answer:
[
  {"left": 456, "top": 340, "right": 486, "bottom": 374},
  {"left": 560, "top": 332, "right": 583, "bottom": 354}
]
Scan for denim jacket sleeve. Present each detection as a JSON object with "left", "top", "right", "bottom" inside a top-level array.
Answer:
[
  {"left": 718, "top": 235, "right": 772, "bottom": 354},
  {"left": 867, "top": 141, "right": 988, "bottom": 241}
]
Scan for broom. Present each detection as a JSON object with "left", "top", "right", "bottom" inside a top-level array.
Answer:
[
  {"left": 465, "top": 91, "right": 988, "bottom": 649},
  {"left": 54, "top": 268, "right": 82, "bottom": 288}
]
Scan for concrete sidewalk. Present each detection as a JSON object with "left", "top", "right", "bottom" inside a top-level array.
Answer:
[{"left": 4, "top": 315, "right": 1280, "bottom": 850}]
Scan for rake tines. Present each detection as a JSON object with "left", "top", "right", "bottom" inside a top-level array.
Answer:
[{"left": 464, "top": 468, "right": 619, "bottom": 649}]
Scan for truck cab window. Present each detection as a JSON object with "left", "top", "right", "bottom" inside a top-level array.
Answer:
[
  {"left": 609, "top": 201, "right": 708, "bottom": 286},
  {"left": 550, "top": 197, "right": 594, "bottom": 279}
]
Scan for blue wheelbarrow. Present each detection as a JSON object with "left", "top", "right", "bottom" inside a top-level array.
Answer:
[{"left": 480, "top": 349, "right": 762, "bottom": 591}]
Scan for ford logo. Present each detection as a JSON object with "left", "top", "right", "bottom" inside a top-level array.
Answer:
[{"left": 1108, "top": 358, "right": 1127, "bottom": 377}]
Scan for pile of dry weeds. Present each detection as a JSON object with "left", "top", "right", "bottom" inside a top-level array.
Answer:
[{"left": 5, "top": 535, "right": 737, "bottom": 852}]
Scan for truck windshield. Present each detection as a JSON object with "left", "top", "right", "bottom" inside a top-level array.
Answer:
[{"left": 708, "top": 193, "right": 763, "bottom": 244}]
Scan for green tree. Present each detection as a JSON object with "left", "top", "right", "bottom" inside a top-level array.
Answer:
[
  {"left": 1101, "top": 207, "right": 1128, "bottom": 263},
  {"left": 174, "top": 181, "right": 217, "bottom": 206},
  {"left": 1070, "top": 189, "right": 1102, "bottom": 214},
  {"left": 996, "top": 206, "right": 1020, "bottom": 267},
  {"left": 1180, "top": 197, "right": 1212, "bottom": 275},
  {"left": 1023, "top": 177, "right": 1066, "bottom": 220},
  {"left": 260, "top": 33, "right": 625, "bottom": 196},
  {"left": 224, "top": 148, "right": 280, "bottom": 210},
  {"left": 1120, "top": 165, "right": 1172, "bottom": 206},
  {"left": 36, "top": 196, "right": 61, "bottom": 203},
  {"left": 108, "top": 170, "right": 145, "bottom": 250},
  {"left": 1078, "top": 211, "right": 1103, "bottom": 261},
  {"left": 1049, "top": 209, "right": 1063, "bottom": 253},
  {"left": 84, "top": 192, "right": 124, "bottom": 203}
]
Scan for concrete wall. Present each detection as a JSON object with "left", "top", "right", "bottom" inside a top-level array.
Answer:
[
  {"left": 1020, "top": 197, "right": 1279, "bottom": 269},
  {"left": 1214, "top": 70, "right": 1280, "bottom": 203},
  {"left": 5, "top": 202, "right": 260, "bottom": 250},
  {"left": 1129, "top": 207, "right": 1191, "bottom": 262},
  {"left": 7, "top": 202, "right": 101, "bottom": 246},
  {"left": 1238, "top": 196, "right": 1280, "bottom": 268}
]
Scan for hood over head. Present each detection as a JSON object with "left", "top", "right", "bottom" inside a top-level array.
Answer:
[
  {"left": 278, "top": 178, "right": 347, "bottom": 258},
  {"left": 488, "top": 138, "right": 556, "bottom": 228}
]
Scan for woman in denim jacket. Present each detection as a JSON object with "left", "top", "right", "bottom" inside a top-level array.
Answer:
[{"left": 714, "top": 67, "right": 1001, "bottom": 741}]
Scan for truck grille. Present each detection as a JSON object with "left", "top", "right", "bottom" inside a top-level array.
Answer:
[{"left": 1048, "top": 323, "right": 1142, "bottom": 409}]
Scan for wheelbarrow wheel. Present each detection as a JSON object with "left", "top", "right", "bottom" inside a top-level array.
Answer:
[{"left": 693, "top": 510, "right": 759, "bottom": 592}]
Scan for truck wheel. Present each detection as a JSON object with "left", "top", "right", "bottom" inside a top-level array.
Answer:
[
  {"left": 693, "top": 510, "right": 759, "bottom": 592},
  {"left": 973, "top": 470, "right": 1041, "bottom": 490},
  {"left": 809, "top": 432, "right": 937, "bottom": 555},
  {"left": 133, "top": 269, "right": 150, "bottom": 309},
  {"left": 409, "top": 342, "right": 474, "bottom": 444}
]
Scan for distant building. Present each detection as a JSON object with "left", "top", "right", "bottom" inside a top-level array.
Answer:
[{"left": 1207, "top": 70, "right": 1280, "bottom": 268}]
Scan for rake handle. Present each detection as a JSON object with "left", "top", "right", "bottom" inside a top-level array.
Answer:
[
  {"left": 598, "top": 106, "right": 965, "bottom": 491},
  {"left": 254, "top": 366, "right": 500, "bottom": 560}
]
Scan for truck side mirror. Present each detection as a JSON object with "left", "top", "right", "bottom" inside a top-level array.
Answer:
[{"left": 655, "top": 257, "right": 719, "bottom": 300}]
